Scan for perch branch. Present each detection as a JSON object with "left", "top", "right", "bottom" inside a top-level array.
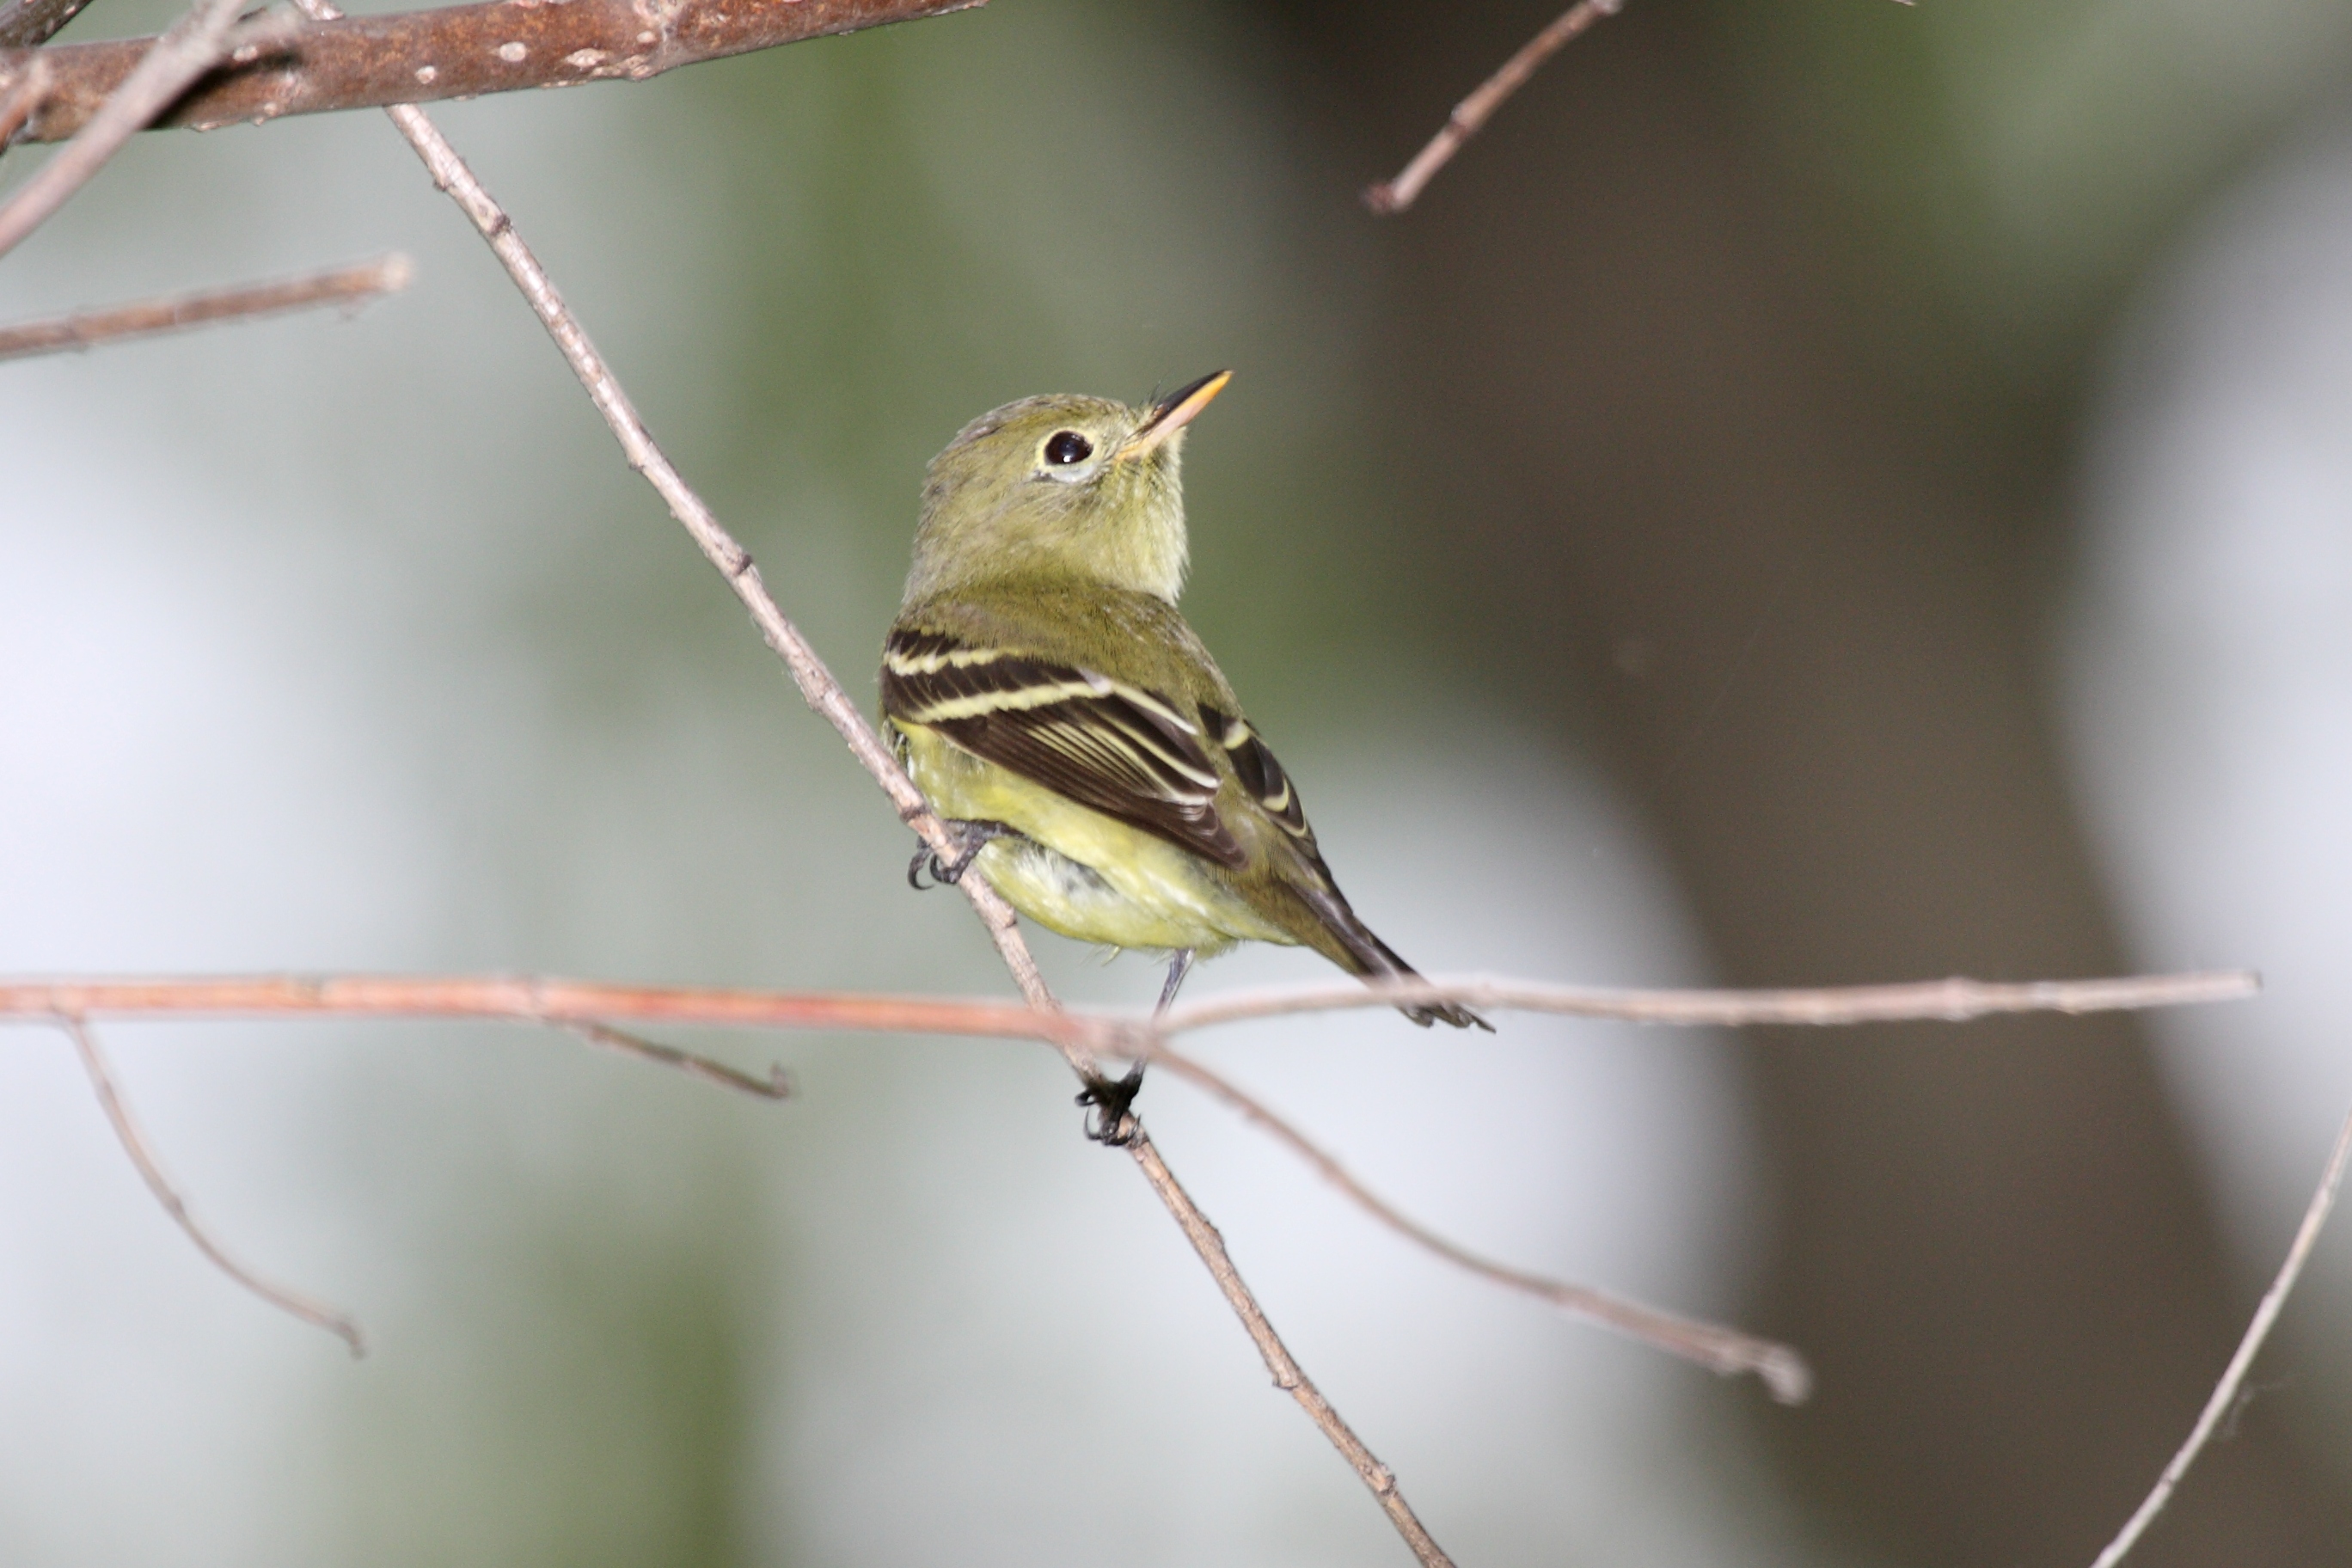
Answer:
[
  {"left": 1363, "top": 0, "right": 1624, "bottom": 215},
  {"left": 1129, "top": 1130, "right": 1455, "bottom": 1565},
  {"left": 0, "top": 969, "right": 2259, "bottom": 1051},
  {"left": 2088, "top": 1096, "right": 2352, "bottom": 1568},
  {"left": 1149, "top": 1042, "right": 1810, "bottom": 1402},
  {"left": 4, "top": 0, "right": 983, "bottom": 145},
  {"left": 321, "top": 52, "right": 1450, "bottom": 1561},
  {"left": 58, "top": 1015, "right": 366, "bottom": 1356},
  {"left": 0, "top": 252, "right": 411, "bottom": 362}
]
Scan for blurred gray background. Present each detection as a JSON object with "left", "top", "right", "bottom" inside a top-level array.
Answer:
[{"left": 3, "top": 0, "right": 2352, "bottom": 1563}]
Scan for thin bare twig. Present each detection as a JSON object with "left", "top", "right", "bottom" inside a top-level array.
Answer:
[
  {"left": 316, "top": 44, "right": 1453, "bottom": 1560},
  {"left": 2088, "top": 1099, "right": 2352, "bottom": 1568},
  {"left": 0, "top": 968, "right": 2260, "bottom": 1052},
  {"left": 0, "top": 253, "right": 412, "bottom": 362},
  {"left": 0, "top": 0, "right": 291, "bottom": 258},
  {"left": 1128, "top": 1129, "right": 1454, "bottom": 1567},
  {"left": 560, "top": 1019, "right": 793, "bottom": 1101},
  {"left": 58, "top": 1016, "right": 366, "bottom": 1356},
  {"left": 1363, "top": 0, "right": 1625, "bottom": 215},
  {"left": 5, "top": 0, "right": 983, "bottom": 145},
  {"left": 1155, "top": 970, "right": 2262, "bottom": 1038},
  {"left": 1150, "top": 1043, "right": 1811, "bottom": 1403}
]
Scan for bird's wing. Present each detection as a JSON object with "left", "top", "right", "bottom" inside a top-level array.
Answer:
[{"left": 882, "top": 626, "right": 1248, "bottom": 868}]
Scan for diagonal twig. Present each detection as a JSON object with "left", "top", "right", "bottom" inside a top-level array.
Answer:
[
  {"left": 1364, "top": 0, "right": 1625, "bottom": 216},
  {"left": 0, "top": 0, "right": 297, "bottom": 259},
  {"left": 2087, "top": 1097, "right": 2352, "bottom": 1568},
  {"left": 0, "top": 253, "right": 412, "bottom": 362},
  {"left": 58, "top": 1015, "right": 365, "bottom": 1356},
  {"left": 1150, "top": 1042, "right": 1811, "bottom": 1402},
  {"left": 560, "top": 1018, "right": 793, "bottom": 1101},
  {"left": 301, "top": 29, "right": 1454, "bottom": 1560}
]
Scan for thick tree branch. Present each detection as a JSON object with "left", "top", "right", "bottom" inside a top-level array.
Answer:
[
  {"left": 0, "top": 252, "right": 410, "bottom": 361},
  {"left": 3, "top": 0, "right": 983, "bottom": 146},
  {"left": 59, "top": 1016, "right": 366, "bottom": 1355}
]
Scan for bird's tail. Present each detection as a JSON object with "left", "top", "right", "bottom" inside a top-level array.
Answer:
[{"left": 1288, "top": 879, "right": 1491, "bottom": 1032}]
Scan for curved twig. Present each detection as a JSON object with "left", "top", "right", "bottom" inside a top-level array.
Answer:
[
  {"left": 58, "top": 1016, "right": 366, "bottom": 1356},
  {"left": 1150, "top": 1042, "right": 1810, "bottom": 1402},
  {"left": 2088, "top": 1099, "right": 2352, "bottom": 1568}
]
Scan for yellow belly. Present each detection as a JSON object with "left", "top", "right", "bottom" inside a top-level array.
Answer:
[{"left": 897, "top": 722, "right": 1294, "bottom": 955}]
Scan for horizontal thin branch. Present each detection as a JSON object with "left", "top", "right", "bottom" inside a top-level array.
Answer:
[
  {"left": 1158, "top": 971, "right": 2263, "bottom": 1035},
  {"left": 2088, "top": 1095, "right": 2352, "bottom": 1568},
  {"left": 1152, "top": 1042, "right": 1811, "bottom": 1402},
  {"left": 59, "top": 1016, "right": 366, "bottom": 1355},
  {"left": 1364, "top": 0, "right": 1624, "bottom": 215},
  {"left": 0, "top": 252, "right": 411, "bottom": 361},
  {"left": 0, "top": 967, "right": 2261, "bottom": 1050},
  {"left": 4, "top": 0, "right": 983, "bottom": 146}
]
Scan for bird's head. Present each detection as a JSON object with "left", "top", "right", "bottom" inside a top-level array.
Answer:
[{"left": 904, "top": 371, "right": 1231, "bottom": 604}]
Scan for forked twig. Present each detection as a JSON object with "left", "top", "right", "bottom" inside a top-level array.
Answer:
[
  {"left": 2087, "top": 1099, "right": 2352, "bottom": 1568},
  {"left": 0, "top": 0, "right": 293, "bottom": 258},
  {"left": 0, "top": 254, "right": 412, "bottom": 362},
  {"left": 297, "top": 30, "right": 1453, "bottom": 1559},
  {"left": 1363, "top": 0, "right": 1625, "bottom": 215},
  {"left": 58, "top": 1016, "right": 365, "bottom": 1356},
  {"left": 1150, "top": 1042, "right": 1810, "bottom": 1402}
]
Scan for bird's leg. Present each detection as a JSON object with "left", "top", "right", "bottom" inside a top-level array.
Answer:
[
  {"left": 1155, "top": 948, "right": 1196, "bottom": 1016},
  {"left": 1077, "top": 949, "right": 1192, "bottom": 1147},
  {"left": 906, "top": 818, "right": 1024, "bottom": 891}
]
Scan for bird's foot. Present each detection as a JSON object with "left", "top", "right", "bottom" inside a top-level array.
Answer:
[
  {"left": 907, "top": 818, "right": 1023, "bottom": 890},
  {"left": 1076, "top": 1067, "right": 1145, "bottom": 1146}
]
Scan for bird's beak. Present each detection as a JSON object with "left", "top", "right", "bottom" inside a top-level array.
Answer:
[{"left": 1118, "top": 370, "right": 1231, "bottom": 461}]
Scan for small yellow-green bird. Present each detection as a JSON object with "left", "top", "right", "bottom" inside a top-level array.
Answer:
[{"left": 881, "top": 371, "right": 1486, "bottom": 1089}]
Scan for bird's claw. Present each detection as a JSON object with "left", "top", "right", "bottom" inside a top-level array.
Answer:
[
  {"left": 907, "top": 818, "right": 1021, "bottom": 891},
  {"left": 1076, "top": 1067, "right": 1144, "bottom": 1146}
]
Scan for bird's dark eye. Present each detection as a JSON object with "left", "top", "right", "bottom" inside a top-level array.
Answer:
[{"left": 1043, "top": 431, "right": 1093, "bottom": 467}]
